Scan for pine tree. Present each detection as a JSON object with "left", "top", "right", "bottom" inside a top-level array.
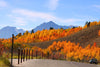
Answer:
[{"left": 31, "top": 29, "right": 34, "bottom": 34}]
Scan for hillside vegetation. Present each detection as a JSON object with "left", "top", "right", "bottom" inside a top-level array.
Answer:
[
  {"left": 1, "top": 27, "right": 82, "bottom": 49},
  {"left": 1, "top": 21, "right": 100, "bottom": 49},
  {"left": 30, "top": 25, "right": 100, "bottom": 48},
  {"left": 0, "top": 21, "right": 100, "bottom": 63}
]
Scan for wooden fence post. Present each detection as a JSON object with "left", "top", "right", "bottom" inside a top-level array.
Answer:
[
  {"left": 29, "top": 49, "right": 30, "bottom": 59},
  {"left": 32, "top": 50, "right": 33, "bottom": 59},
  {"left": 47, "top": 51, "right": 49, "bottom": 59},
  {"left": 23, "top": 49, "right": 25, "bottom": 62},
  {"left": 41, "top": 52, "right": 43, "bottom": 59},
  {"left": 53, "top": 54, "right": 54, "bottom": 60},
  {"left": 26, "top": 48, "right": 28, "bottom": 61},
  {"left": 18, "top": 47, "right": 20, "bottom": 64},
  {"left": 64, "top": 55, "right": 66, "bottom": 60},
  {"left": 36, "top": 50, "right": 37, "bottom": 59},
  {"left": 21, "top": 49, "right": 23, "bottom": 63},
  {"left": 11, "top": 34, "right": 14, "bottom": 67}
]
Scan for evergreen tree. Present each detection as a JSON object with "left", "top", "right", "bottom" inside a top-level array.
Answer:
[
  {"left": 50, "top": 27, "right": 54, "bottom": 30},
  {"left": 16, "top": 33, "right": 22, "bottom": 37},
  {"left": 23, "top": 31, "right": 29, "bottom": 35},
  {"left": 85, "top": 21, "right": 90, "bottom": 27},
  {"left": 31, "top": 29, "right": 34, "bottom": 34}
]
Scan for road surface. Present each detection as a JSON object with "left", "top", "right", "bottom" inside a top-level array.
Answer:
[{"left": 10, "top": 59, "right": 100, "bottom": 67}]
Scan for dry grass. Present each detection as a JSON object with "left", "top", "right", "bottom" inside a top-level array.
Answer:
[{"left": 0, "top": 56, "right": 10, "bottom": 67}]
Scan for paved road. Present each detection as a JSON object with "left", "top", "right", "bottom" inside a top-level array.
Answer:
[{"left": 10, "top": 59, "right": 100, "bottom": 67}]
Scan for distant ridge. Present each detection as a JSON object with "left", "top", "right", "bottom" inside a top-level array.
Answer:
[
  {"left": 0, "top": 26, "right": 24, "bottom": 39},
  {"left": 34, "top": 21, "right": 75, "bottom": 32},
  {"left": 0, "top": 21, "right": 75, "bottom": 38}
]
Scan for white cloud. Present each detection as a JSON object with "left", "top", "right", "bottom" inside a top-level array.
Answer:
[
  {"left": 12, "top": 9, "right": 56, "bottom": 21},
  {"left": 47, "top": 0, "right": 59, "bottom": 10},
  {"left": 8, "top": 15, "right": 27, "bottom": 26},
  {"left": 14, "top": 17, "right": 27, "bottom": 26},
  {"left": 57, "top": 18, "right": 82, "bottom": 23},
  {"left": 0, "top": 0, "right": 7, "bottom": 7},
  {"left": 8, "top": 9, "right": 83, "bottom": 27},
  {"left": 93, "top": 5, "right": 100, "bottom": 8}
]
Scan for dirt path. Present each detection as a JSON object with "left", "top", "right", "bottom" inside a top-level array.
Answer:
[{"left": 9, "top": 59, "right": 100, "bottom": 67}]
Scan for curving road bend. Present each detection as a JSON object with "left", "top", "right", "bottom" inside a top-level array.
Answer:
[{"left": 10, "top": 59, "right": 100, "bottom": 67}]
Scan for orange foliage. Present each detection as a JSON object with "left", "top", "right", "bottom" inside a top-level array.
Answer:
[
  {"left": 1, "top": 27, "right": 82, "bottom": 45},
  {"left": 83, "top": 21, "right": 100, "bottom": 28},
  {"left": 47, "top": 41, "right": 100, "bottom": 61},
  {"left": 98, "top": 30, "right": 100, "bottom": 36},
  {"left": 0, "top": 40, "right": 8, "bottom": 56},
  {"left": 1, "top": 21, "right": 100, "bottom": 61}
]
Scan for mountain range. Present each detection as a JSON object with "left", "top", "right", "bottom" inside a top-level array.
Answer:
[
  {"left": 34, "top": 21, "right": 74, "bottom": 32},
  {"left": 0, "top": 26, "right": 24, "bottom": 39},
  {"left": 0, "top": 21, "right": 75, "bottom": 38}
]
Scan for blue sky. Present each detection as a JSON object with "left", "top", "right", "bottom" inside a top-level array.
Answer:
[{"left": 0, "top": 0, "right": 100, "bottom": 30}]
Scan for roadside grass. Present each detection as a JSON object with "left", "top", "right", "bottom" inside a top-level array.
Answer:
[
  {"left": 7, "top": 53, "right": 100, "bottom": 65},
  {"left": 0, "top": 56, "right": 10, "bottom": 67}
]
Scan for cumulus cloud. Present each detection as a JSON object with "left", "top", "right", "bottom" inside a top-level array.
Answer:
[
  {"left": 47, "top": 0, "right": 59, "bottom": 10},
  {"left": 0, "top": 0, "right": 7, "bottom": 7}
]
